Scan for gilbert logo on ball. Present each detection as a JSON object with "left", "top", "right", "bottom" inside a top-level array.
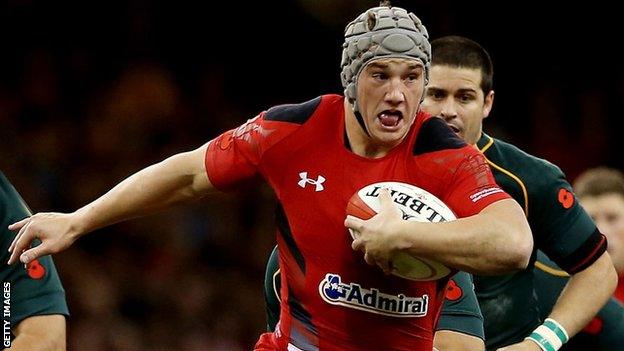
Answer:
[{"left": 346, "top": 182, "right": 456, "bottom": 281}]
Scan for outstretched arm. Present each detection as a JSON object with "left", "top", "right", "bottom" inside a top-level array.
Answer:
[
  {"left": 347, "top": 189, "right": 533, "bottom": 275},
  {"left": 8, "top": 142, "right": 213, "bottom": 264},
  {"left": 498, "top": 252, "right": 617, "bottom": 351}
]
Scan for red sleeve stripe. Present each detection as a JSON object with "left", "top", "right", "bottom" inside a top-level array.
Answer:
[{"left": 566, "top": 234, "right": 607, "bottom": 274}]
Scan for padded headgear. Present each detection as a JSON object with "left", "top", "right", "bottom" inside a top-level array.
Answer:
[{"left": 340, "top": 6, "right": 431, "bottom": 110}]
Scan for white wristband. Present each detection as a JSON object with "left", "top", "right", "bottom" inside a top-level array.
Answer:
[{"left": 525, "top": 318, "right": 569, "bottom": 351}]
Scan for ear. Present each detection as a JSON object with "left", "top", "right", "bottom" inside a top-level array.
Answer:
[{"left": 483, "top": 90, "right": 494, "bottom": 119}]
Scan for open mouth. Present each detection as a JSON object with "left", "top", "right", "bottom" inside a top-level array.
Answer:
[
  {"left": 378, "top": 110, "right": 403, "bottom": 128},
  {"left": 446, "top": 123, "right": 460, "bottom": 134}
]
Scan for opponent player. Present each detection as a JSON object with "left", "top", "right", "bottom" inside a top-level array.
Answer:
[
  {"left": 7, "top": 5, "right": 533, "bottom": 350},
  {"left": 574, "top": 167, "right": 624, "bottom": 302},
  {"left": 0, "top": 171, "right": 69, "bottom": 350},
  {"left": 531, "top": 167, "right": 624, "bottom": 350},
  {"left": 416, "top": 36, "right": 616, "bottom": 350},
  {"left": 533, "top": 251, "right": 624, "bottom": 350}
]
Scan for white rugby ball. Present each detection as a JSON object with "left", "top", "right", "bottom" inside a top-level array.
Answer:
[{"left": 346, "top": 181, "right": 456, "bottom": 281}]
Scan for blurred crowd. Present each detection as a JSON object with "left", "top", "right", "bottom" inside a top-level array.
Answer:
[
  {"left": 1, "top": 54, "right": 278, "bottom": 350},
  {"left": 0, "top": 0, "right": 622, "bottom": 350}
]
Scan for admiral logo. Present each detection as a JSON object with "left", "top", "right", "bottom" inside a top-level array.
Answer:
[
  {"left": 365, "top": 186, "right": 447, "bottom": 222},
  {"left": 318, "top": 273, "right": 429, "bottom": 317},
  {"left": 470, "top": 187, "right": 504, "bottom": 203}
]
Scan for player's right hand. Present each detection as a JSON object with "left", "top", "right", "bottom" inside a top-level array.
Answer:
[
  {"left": 7, "top": 212, "right": 81, "bottom": 265},
  {"left": 347, "top": 188, "right": 403, "bottom": 274}
]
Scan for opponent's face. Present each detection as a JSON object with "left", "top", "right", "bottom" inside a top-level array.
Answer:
[
  {"left": 356, "top": 58, "right": 425, "bottom": 148},
  {"left": 580, "top": 193, "right": 624, "bottom": 274},
  {"left": 421, "top": 65, "right": 493, "bottom": 145}
]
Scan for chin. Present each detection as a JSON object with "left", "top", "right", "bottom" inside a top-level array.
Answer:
[{"left": 373, "top": 130, "right": 409, "bottom": 146}]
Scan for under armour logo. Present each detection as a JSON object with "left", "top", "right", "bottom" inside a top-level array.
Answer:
[{"left": 298, "top": 172, "right": 325, "bottom": 192}]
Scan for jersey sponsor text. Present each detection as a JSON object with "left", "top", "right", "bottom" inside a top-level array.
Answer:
[{"left": 319, "top": 273, "right": 429, "bottom": 317}]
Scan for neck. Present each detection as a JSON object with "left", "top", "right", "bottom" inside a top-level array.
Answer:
[{"left": 343, "top": 99, "right": 398, "bottom": 158}]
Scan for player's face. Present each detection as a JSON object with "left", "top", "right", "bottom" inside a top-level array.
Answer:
[
  {"left": 580, "top": 193, "right": 624, "bottom": 274},
  {"left": 356, "top": 58, "right": 425, "bottom": 148},
  {"left": 421, "top": 65, "right": 493, "bottom": 145}
]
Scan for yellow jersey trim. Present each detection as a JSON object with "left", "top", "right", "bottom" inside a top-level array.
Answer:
[
  {"left": 479, "top": 134, "right": 529, "bottom": 217},
  {"left": 535, "top": 261, "right": 570, "bottom": 277}
]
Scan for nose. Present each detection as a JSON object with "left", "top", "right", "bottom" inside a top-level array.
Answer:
[
  {"left": 439, "top": 97, "right": 458, "bottom": 121},
  {"left": 384, "top": 78, "right": 406, "bottom": 105}
]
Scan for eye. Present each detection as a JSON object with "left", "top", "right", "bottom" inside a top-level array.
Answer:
[
  {"left": 606, "top": 213, "right": 620, "bottom": 224},
  {"left": 372, "top": 72, "right": 388, "bottom": 80},
  {"left": 426, "top": 90, "right": 445, "bottom": 100},
  {"left": 458, "top": 93, "right": 475, "bottom": 103},
  {"left": 406, "top": 73, "right": 420, "bottom": 82}
]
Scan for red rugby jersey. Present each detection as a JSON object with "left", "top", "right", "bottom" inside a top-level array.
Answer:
[{"left": 205, "top": 94, "right": 509, "bottom": 351}]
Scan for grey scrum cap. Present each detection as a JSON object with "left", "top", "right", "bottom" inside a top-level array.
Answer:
[{"left": 340, "top": 6, "right": 431, "bottom": 109}]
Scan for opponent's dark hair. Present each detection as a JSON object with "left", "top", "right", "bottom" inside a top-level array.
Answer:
[{"left": 431, "top": 36, "right": 493, "bottom": 95}]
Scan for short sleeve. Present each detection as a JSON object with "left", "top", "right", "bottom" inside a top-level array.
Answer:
[
  {"left": 437, "top": 271, "right": 484, "bottom": 340},
  {"left": 205, "top": 114, "right": 300, "bottom": 191},
  {"left": 531, "top": 166, "right": 606, "bottom": 273},
  {"left": 444, "top": 151, "right": 511, "bottom": 218},
  {"left": 0, "top": 173, "right": 69, "bottom": 327}
]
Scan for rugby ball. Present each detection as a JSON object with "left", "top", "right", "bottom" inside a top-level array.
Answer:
[{"left": 346, "top": 181, "right": 456, "bottom": 281}]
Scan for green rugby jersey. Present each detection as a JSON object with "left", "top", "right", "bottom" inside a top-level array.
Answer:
[
  {"left": 0, "top": 171, "right": 69, "bottom": 334},
  {"left": 475, "top": 133, "right": 606, "bottom": 350},
  {"left": 264, "top": 246, "right": 485, "bottom": 340}
]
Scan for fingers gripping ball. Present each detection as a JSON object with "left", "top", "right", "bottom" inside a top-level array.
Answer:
[{"left": 346, "top": 182, "right": 456, "bottom": 281}]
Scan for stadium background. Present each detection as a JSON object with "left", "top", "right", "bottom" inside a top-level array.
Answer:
[{"left": 0, "top": 0, "right": 621, "bottom": 349}]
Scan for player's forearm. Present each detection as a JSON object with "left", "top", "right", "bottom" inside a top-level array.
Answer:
[
  {"left": 398, "top": 199, "right": 533, "bottom": 274},
  {"left": 547, "top": 252, "right": 617, "bottom": 338},
  {"left": 8, "top": 315, "right": 66, "bottom": 351},
  {"left": 73, "top": 146, "right": 211, "bottom": 236},
  {"left": 7, "top": 334, "right": 65, "bottom": 351}
]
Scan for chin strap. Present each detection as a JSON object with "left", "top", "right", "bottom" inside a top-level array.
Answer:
[
  {"left": 354, "top": 110, "right": 370, "bottom": 137},
  {"left": 352, "top": 100, "right": 370, "bottom": 137}
]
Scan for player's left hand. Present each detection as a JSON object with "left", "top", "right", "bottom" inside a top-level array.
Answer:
[
  {"left": 345, "top": 188, "right": 402, "bottom": 274},
  {"left": 496, "top": 339, "right": 541, "bottom": 351},
  {"left": 7, "top": 212, "right": 81, "bottom": 265}
]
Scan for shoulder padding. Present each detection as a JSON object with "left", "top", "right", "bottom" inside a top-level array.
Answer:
[
  {"left": 413, "top": 117, "right": 466, "bottom": 155},
  {"left": 264, "top": 96, "right": 323, "bottom": 124}
]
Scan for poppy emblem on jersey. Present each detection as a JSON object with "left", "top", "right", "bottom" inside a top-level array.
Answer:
[
  {"left": 318, "top": 273, "right": 429, "bottom": 317},
  {"left": 444, "top": 279, "right": 463, "bottom": 301},
  {"left": 582, "top": 317, "right": 603, "bottom": 335},
  {"left": 558, "top": 188, "right": 574, "bottom": 209},
  {"left": 26, "top": 259, "right": 46, "bottom": 280},
  {"left": 298, "top": 172, "right": 325, "bottom": 192}
]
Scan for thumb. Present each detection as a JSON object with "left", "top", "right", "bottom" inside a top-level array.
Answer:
[
  {"left": 344, "top": 215, "right": 364, "bottom": 231},
  {"left": 20, "top": 244, "right": 49, "bottom": 264},
  {"left": 378, "top": 187, "right": 395, "bottom": 212}
]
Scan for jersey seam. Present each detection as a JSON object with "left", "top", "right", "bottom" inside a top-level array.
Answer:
[{"left": 482, "top": 155, "right": 529, "bottom": 217}]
